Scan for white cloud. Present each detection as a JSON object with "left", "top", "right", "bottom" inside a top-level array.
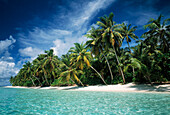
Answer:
[
  {"left": 18, "top": 0, "right": 115, "bottom": 57},
  {"left": 0, "top": 78, "right": 11, "bottom": 86},
  {"left": 19, "top": 47, "right": 44, "bottom": 58},
  {"left": 0, "top": 60, "right": 19, "bottom": 79},
  {"left": 0, "top": 36, "right": 18, "bottom": 85},
  {"left": 0, "top": 35, "right": 16, "bottom": 54},
  {"left": 18, "top": 28, "right": 72, "bottom": 49},
  {"left": 135, "top": 12, "right": 158, "bottom": 26},
  {"left": 70, "top": 0, "right": 115, "bottom": 27}
]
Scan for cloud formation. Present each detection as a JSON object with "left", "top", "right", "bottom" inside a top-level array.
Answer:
[
  {"left": 0, "top": 36, "right": 19, "bottom": 84},
  {"left": 19, "top": 47, "right": 44, "bottom": 58},
  {"left": 0, "top": 58, "right": 19, "bottom": 80},
  {"left": 18, "top": 0, "right": 115, "bottom": 57},
  {"left": 0, "top": 35, "right": 16, "bottom": 54}
]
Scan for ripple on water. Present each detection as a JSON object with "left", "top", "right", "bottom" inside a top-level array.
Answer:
[{"left": 0, "top": 87, "right": 170, "bottom": 114}]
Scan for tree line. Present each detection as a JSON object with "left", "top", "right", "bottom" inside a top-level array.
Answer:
[{"left": 10, "top": 13, "right": 170, "bottom": 87}]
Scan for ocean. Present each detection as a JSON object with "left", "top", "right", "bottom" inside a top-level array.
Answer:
[{"left": 0, "top": 87, "right": 169, "bottom": 114}]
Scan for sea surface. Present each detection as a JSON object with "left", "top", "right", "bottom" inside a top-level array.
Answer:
[{"left": 0, "top": 87, "right": 170, "bottom": 115}]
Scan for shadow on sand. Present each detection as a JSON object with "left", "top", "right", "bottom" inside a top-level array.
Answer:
[
  {"left": 129, "top": 84, "right": 170, "bottom": 92},
  {"left": 61, "top": 86, "right": 86, "bottom": 90}
]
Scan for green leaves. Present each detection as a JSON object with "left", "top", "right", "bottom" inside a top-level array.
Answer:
[{"left": 97, "top": 21, "right": 107, "bottom": 28}]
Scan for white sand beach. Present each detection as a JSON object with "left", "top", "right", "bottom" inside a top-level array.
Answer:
[{"left": 4, "top": 83, "right": 170, "bottom": 93}]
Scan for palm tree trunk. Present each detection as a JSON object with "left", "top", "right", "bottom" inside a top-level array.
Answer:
[
  {"left": 44, "top": 74, "right": 49, "bottom": 85},
  {"left": 78, "top": 79, "right": 84, "bottom": 87},
  {"left": 103, "top": 53, "right": 114, "bottom": 83},
  {"left": 30, "top": 77, "right": 36, "bottom": 86},
  {"left": 90, "top": 66, "right": 107, "bottom": 85},
  {"left": 42, "top": 68, "right": 50, "bottom": 85},
  {"left": 112, "top": 46, "right": 126, "bottom": 84},
  {"left": 33, "top": 75, "right": 42, "bottom": 86},
  {"left": 70, "top": 78, "right": 76, "bottom": 84},
  {"left": 100, "top": 45, "right": 114, "bottom": 83},
  {"left": 127, "top": 41, "right": 135, "bottom": 78},
  {"left": 145, "top": 75, "right": 153, "bottom": 86}
]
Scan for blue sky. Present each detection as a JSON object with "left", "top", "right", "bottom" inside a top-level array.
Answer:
[{"left": 0, "top": 0, "right": 169, "bottom": 86}]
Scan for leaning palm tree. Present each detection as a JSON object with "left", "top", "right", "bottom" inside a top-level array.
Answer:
[
  {"left": 34, "top": 49, "right": 61, "bottom": 86},
  {"left": 143, "top": 14, "right": 170, "bottom": 53},
  {"left": 59, "top": 53, "right": 84, "bottom": 86},
  {"left": 59, "top": 67, "right": 84, "bottom": 86},
  {"left": 117, "top": 23, "right": 138, "bottom": 77},
  {"left": 69, "top": 42, "right": 107, "bottom": 85},
  {"left": 21, "top": 62, "right": 36, "bottom": 86},
  {"left": 86, "top": 26, "right": 114, "bottom": 83},
  {"left": 124, "top": 58, "right": 152, "bottom": 84},
  {"left": 32, "top": 58, "right": 43, "bottom": 86},
  {"left": 96, "top": 12, "right": 126, "bottom": 84},
  {"left": 118, "top": 23, "right": 138, "bottom": 52}
]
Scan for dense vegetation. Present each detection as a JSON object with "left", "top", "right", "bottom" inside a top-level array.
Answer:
[{"left": 10, "top": 13, "right": 170, "bottom": 87}]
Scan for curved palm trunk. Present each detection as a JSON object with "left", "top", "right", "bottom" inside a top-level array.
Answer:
[
  {"left": 44, "top": 74, "right": 49, "bottom": 85},
  {"left": 90, "top": 66, "right": 107, "bottom": 85},
  {"left": 42, "top": 68, "right": 50, "bottom": 85},
  {"left": 127, "top": 42, "right": 135, "bottom": 78},
  {"left": 112, "top": 46, "right": 126, "bottom": 84},
  {"left": 146, "top": 75, "right": 152, "bottom": 85},
  {"left": 70, "top": 78, "right": 76, "bottom": 84},
  {"left": 100, "top": 45, "right": 114, "bottom": 83},
  {"left": 30, "top": 77, "right": 36, "bottom": 86},
  {"left": 78, "top": 79, "right": 84, "bottom": 87},
  {"left": 103, "top": 53, "right": 114, "bottom": 83},
  {"left": 33, "top": 75, "right": 42, "bottom": 86}
]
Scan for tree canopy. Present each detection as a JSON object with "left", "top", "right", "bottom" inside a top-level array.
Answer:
[{"left": 10, "top": 13, "right": 170, "bottom": 87}]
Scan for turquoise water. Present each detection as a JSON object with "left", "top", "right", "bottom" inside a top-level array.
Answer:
[{"left": 0, "top": 87, "right": 169, "bottom": 114}]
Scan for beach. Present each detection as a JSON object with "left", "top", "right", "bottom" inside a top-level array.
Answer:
[{"left": 4, "top": 83, "right": 170, "bottom": 93}]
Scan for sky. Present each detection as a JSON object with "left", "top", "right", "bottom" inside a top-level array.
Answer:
[{"left": 0, "top": 0, "right": 170, "bottom": 86}]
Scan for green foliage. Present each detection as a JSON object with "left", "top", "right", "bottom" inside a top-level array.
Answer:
[
  {"left": 51, "top": 79, "right": 74, "bottom": 86},
  {"left": 23, "top": 81, "right": 33, "bottom": 87},
  {"left": 10, "top": 13, "right": 170, "bottom": 87}
]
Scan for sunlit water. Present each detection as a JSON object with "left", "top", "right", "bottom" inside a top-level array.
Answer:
[{"left": 0, "top": 87, "right": 169, "bottom": 114}]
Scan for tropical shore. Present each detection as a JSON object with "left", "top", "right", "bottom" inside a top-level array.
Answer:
[{"left": 4, "top": 83, "right": 170, "bottom": 93}]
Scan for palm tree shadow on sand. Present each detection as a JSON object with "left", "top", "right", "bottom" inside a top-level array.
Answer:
[{"left": 129, "top": 84, "right": 170, "bottom": 92}]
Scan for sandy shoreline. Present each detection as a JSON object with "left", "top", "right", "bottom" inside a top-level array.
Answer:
[{"left": 4, "top": 83, "right": 170, "bottom": 93}]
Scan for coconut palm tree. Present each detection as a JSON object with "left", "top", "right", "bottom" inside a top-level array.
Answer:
[
  {"left": 86, "top": 26, "right": 114, "bottom": 83},
  {"left": 117, "top": 23, "right": 138, "bottom": 77},
  {"left": 96, "top": 12, "right": 126, "bottom": 84},
  {"left": 59, "top": 53, "right": 84, "bottom": 86},
  {"left": 21, "top": 61, "right": 36, "bottom": 86},
  {"left": 59, "top": 67, "right": 84, "bottom": 86},
  {"left": 34, "top": 49, "right": 61, "bottom": 86},
  {"left": 143, "top": 14, "right": 170, "bottom": 53},
  {"left": 32, "top": 58, "right": 43, "bottom": 86},
  {"left": 118, "top": 23, "right": 138, "bottom": 52},
  {"left": 123, "top": 58, "right": 152, "bottom": 84},
  {"left": 69, "top": 42, "right": 107, "bottom": 85}
]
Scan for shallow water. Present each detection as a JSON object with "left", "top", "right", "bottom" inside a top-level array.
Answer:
[{"left": 0, "top": 87, "right": 169, "bottom": 114}]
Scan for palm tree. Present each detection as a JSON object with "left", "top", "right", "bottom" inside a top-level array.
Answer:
[
  {"left": 59, "top": 67, "right": 84, "bottom": 86},
  {"left": 59, "top": 53, "right": 84, "bottom": 86},
  {"left": 124, "top": 58, "right": 152, "bottom": 84},
  {"left": 118, "top": 23, "right": 138, "bottom": 77},
  {"left": 86, "top": 26, "right": 114, "bottom": 83},
  {"left": 34, "top": 49, "right": 61, "bottom": 86},
  {"left": 118, "top": 23, "right": 138, "bottom": 52},
  {"left": 130, "top": 42, "right": 153, "bottom": 84},
  {"left": 69, "top": 43, "right": 107, "bottom": 85},
  {"left": 143, "top": 15, "right": 170, "bottom": 53},
  {"left": 21, "top": 62, "right": 36, "bottom": 86},
  {"left": 32, "top": 58, "right": 43, "bottom": 86},
  {"left": 96, "top": 12, "right": 126, "bottom": 84}
]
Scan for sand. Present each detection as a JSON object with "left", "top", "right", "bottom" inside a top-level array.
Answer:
[{"left": 4, "top": 83, "right": 170, "bottom": 93}]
